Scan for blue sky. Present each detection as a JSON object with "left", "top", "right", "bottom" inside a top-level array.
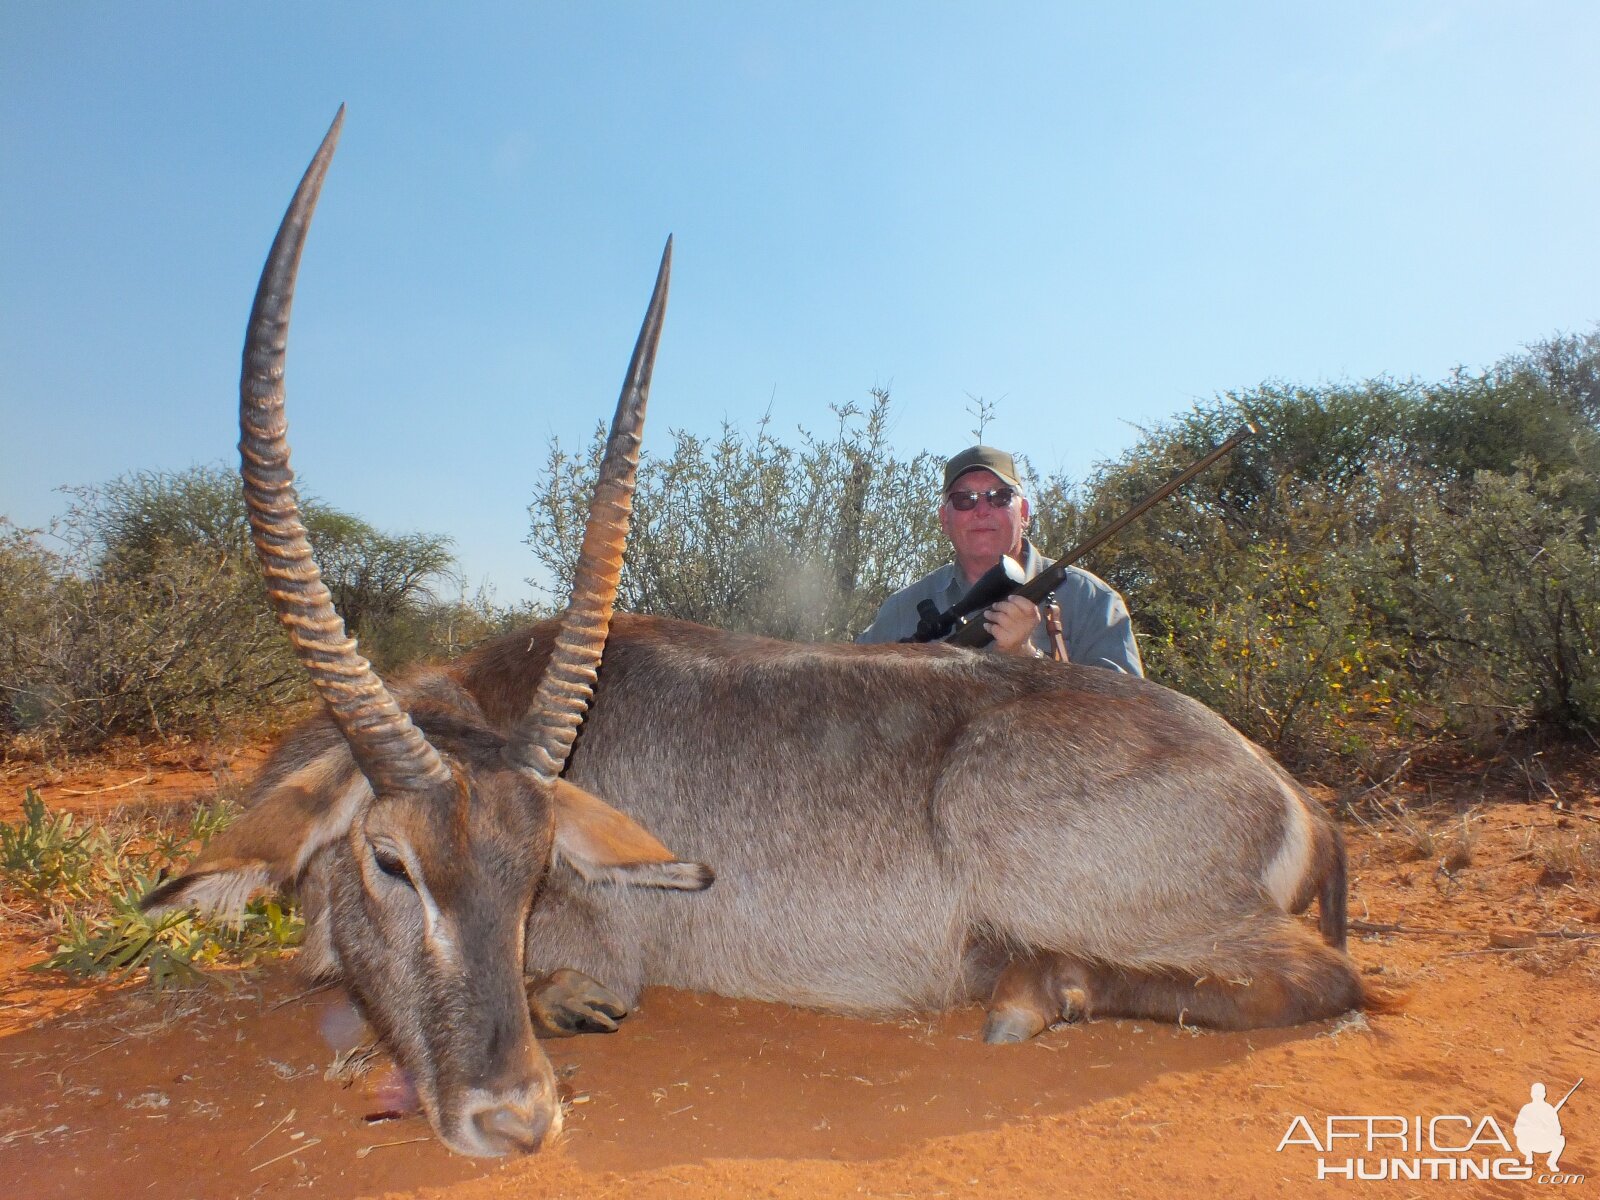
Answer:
[{"left": 4, "top": 3, "right": 1597, "bottom": 604}]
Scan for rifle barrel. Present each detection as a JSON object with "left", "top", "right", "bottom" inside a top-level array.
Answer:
[{"left": 1553, "top": 1077, "right": 1583, "bottom": 1111}]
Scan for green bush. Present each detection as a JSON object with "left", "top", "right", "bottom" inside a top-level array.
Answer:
[
  {"left": 0, "top": 522, "right": 63, "bottom": 738},
  {"left": 61, "top": 465, "right": 460, "bottom": 653},
  {"left": 1136, "top": 533, "right": 1412, "bottom": 763},
  {"left": 1, "top": 466, "right": 467, "bottom": 751},
  {"left": 1390, "top": 467, "right": 1599, "bottom": 734},
  {"left": 529, "top": 390, "right": 945, "bottom": 640},
  {"left": 2, "top": 535, "right": 305, "bottom": 748},
  {"left": 362, "top": 587, "right": 549, "bottom": 665},
  {"left": 1080, "top": 331, "right": 1599, "bottom": 767}
]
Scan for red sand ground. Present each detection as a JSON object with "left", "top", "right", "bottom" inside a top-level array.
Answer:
[{"left": 2, "top": 743, "right": 1595, "bottom": 1199}]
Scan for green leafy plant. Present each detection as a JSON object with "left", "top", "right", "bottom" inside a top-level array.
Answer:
[
  {"left": 0, "top": 790, "right": 96, "bottom": 901},
  {"left": 42, "top": 893, "right": 302, "bottom": 987},
  {"left": 1, "top": 789, "right": 301, "bottom": 986}
]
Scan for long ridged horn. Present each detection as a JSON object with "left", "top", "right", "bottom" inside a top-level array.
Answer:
[
  {"left": 239, "top": 107, "right": 451, "bottom": 796},
  {"left": 506, "top": 238, "right": 671, "bottom": 781}
]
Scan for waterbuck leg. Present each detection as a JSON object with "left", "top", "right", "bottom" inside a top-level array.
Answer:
[
  {"left": 526, "top": 968, "right": 629, "bottom": 1038},
  {"left": 984, "top": 919, "right": 1370, "bottom": 1041},
  {"left": 1079, "top": 935, "right": 1366, "bottom": 1031},
  {"left": 982, "top": 951, "right": 1093, "bottom": 1044}
]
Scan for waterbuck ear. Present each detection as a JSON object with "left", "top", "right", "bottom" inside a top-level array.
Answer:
[
  {"left": 142, "top": 750, "right": 370, "bottom": 920},
  {"left": 141, "top": 856, "right": 274, "bottom": 921},
  {"left": 550, "top": 779, "right": 713, "bottom": 891}
]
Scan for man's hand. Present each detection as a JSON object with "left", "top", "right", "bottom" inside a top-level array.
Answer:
[{"left": 982, "top": 594, "right": 1043, "bottom": 656}]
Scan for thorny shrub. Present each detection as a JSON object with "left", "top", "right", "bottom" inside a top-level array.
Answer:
[
  {"left": 529, "top": 390, "right": 945, "bottom": 642},
  {"left": 2, "top": 466, "right": 478, "bottom": 753}
]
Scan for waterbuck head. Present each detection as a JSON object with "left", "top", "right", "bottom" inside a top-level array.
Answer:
[{"left": 142, "top": 109, "right": 710, "bottom": 1156}]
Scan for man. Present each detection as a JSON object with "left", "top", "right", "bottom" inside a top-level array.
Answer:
[{"left": 856, "top": 446, "right": 1143, "bottom": 674}]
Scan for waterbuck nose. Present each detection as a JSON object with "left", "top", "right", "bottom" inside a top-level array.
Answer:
[{"left": 470, "top": 1093, "right": 558, "bottom": 1155}]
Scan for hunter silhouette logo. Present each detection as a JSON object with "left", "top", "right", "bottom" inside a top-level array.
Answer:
[
  {"left": 1516, "top": 1079, "right": 1582, "bottom": 1173},
  {"left": 1275, "top": 1076, "right": 1584, "bottom": 1183}
]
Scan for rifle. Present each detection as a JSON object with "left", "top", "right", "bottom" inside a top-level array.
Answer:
[
  {"left": 905, "top": 555, "right": 1027, "bottom": 643},
  {"left": 923, "top": 422, "right": 1257, "bottom": 649},
  {"left": 1553, "top": 1077, "right": 1583, "bottom": 1112}
]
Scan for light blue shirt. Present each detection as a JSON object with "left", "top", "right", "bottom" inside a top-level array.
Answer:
[{"left": 855, "top": 539, "right": 1143, "bottom": 675}]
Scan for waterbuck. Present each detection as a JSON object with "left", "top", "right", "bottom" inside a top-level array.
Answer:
[{"left": 145, "top": 111, "right": 1393, "bottom": 1158}]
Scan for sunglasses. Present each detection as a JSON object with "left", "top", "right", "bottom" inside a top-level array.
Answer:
[{"left": 945, "top": 486, "right": 1017, "bottom": 512}]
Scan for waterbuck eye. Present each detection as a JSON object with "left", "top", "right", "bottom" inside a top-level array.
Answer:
[{"left": 371, "top": 844, "right": 414, "bottom": 886}]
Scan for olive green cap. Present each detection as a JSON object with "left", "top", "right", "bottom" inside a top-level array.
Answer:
[{"left": 943, "top": 445, "right": 1023, "bottom": 493}]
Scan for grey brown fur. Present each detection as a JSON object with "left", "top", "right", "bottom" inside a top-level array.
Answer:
[
  {"left": 185, "top": 613, "right": 1369, "bottom": 1015},
  {"left": 467, "top": 615, "right": 1366, "bottom": 1022}
]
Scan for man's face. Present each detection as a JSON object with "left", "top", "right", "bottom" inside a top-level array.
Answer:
[{"left": 940, "top": 468, "right": 1030, "bottom": 573}]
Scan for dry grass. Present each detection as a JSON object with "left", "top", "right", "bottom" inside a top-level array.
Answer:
[
  {"left": 1529, "top": 829, "right": 1600, "bottom": 888},
  {"left": 1355, "top": 796, "right": 1480, "bottom": 877}
]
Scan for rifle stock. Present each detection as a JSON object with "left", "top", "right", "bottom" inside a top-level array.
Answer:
[{"left": 944, "top": 422, "right": 1257, "bottom": 649}]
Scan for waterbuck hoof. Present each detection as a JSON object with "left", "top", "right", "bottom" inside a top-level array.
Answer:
[
  {"left": 1058, "top": 985, "right": 1090, "bottom": 1025},
  {"left": 982, "top": 1007, "right": 1048, "bottom": 1045},
  {"left": 527, "top": 968, "right": 629, "bottom": 1038}
]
